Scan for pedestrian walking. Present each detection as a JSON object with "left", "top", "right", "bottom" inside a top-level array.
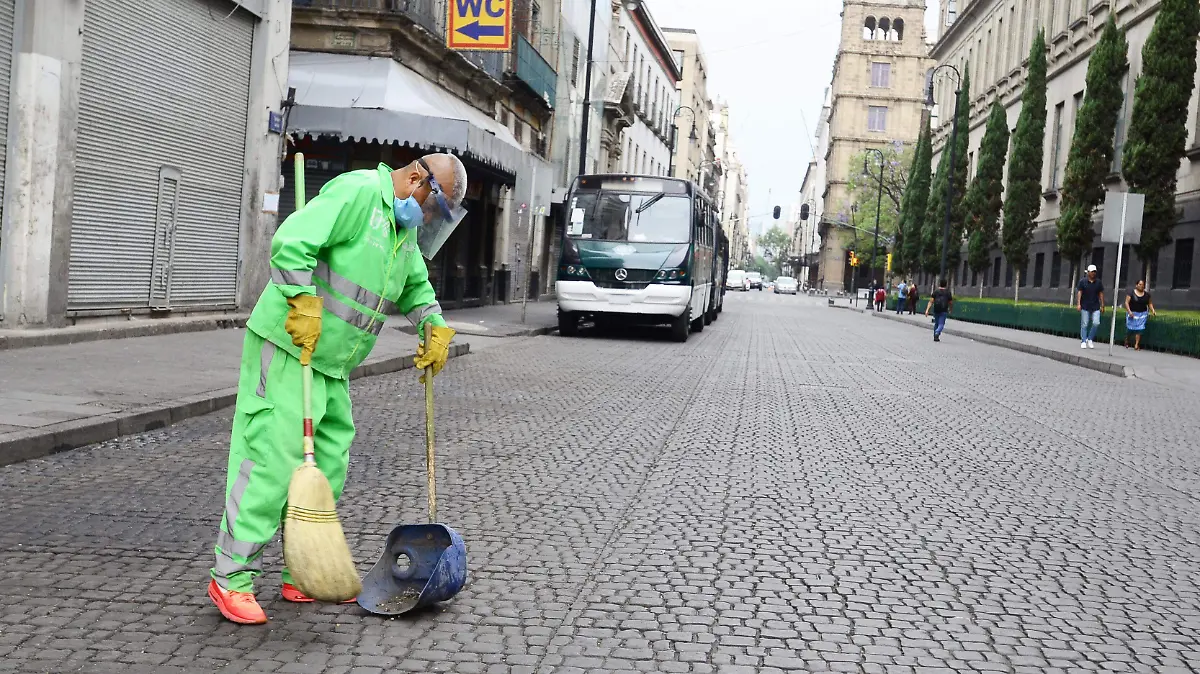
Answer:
[
  {"left": 907, "top": 282, "right": 919, "bottom": 315},
  {"left": 874, "top": 286, "right": 886, "bottom": 312},
  {"left": 896, "top": 281, "right": 908, "bottom": 314},
  {"left": 207, "top": 154, "right": 468, "bottom": 625},
  {"left": 1076, "top": 264, "right": 1105, "bottom": 349},
  {"left": 925, "top": 278, "right": 953, "bottom": 342},
  {"left": 1123, "top": 279, "right": 1157, "bottom": 350}
]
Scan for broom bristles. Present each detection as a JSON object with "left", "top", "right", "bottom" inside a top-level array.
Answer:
[{"left": 283, "top": 463, "right": 362, "bottom": 602}]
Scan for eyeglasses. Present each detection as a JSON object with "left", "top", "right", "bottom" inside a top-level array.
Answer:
[{"left": 413, "top": 157, "right": 469, "bottom": 260}]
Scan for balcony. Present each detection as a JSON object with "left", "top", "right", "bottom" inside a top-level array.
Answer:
[
  {"left": 293, "top": 0, "right": 506, "bottom": 81},
  {"left": 513, "top": 34, "right": 556, "bottom": 109}
]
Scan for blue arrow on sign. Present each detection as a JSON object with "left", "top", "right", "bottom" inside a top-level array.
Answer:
[{"left": 456, "top": 21, "right": 506, "bottom": 40}]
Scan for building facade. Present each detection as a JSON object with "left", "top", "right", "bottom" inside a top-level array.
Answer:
[
  {"left": 287, "top": 0, "right": 557, "bottom": 309},
  {"left": 929, "top": 0, "right": 1200, "bottom": 307},
  {"left": 713, "top": 102, "right": 751, "bottom": 267},
  {"left": 816, "top": 0, "right": 932, "bottom": 292},
  {"left": 597, "top": 1, "right": 680, "bottom": 177},
  {"left": 0, "top": 0, "right": 290, "bottom": 327},
  {"left": 793, "top": 87, "right": 833, "bottom": 287},
  {"left": 663, "top": 28, "right": 717, "bottom": 196}
]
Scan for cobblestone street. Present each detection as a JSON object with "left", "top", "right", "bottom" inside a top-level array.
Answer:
[{"left": 2, "top": 293, "right": 1199, "bottom": 673}]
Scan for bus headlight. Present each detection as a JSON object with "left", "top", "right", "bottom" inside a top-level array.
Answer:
[
  {"left": 654, "top": 269, "right": 687, "bottom": 283},
  {"left": 560, "top": 264, "right": 591, "bottom": 280}
]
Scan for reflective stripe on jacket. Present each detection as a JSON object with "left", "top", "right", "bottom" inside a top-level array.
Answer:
[{"left": 247, "top": 163, "right": 447, "bottom": 380}]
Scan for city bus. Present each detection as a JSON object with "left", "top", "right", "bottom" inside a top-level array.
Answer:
[{"left": 556, "top": 174, "right": 720, "bottom": 342}]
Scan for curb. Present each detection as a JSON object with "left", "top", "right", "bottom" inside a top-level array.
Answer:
[
  {"left": 0, "top": 343, "right": 471, "bottom": 468},
  {"left": 870, "top": 312, "right": 1133, "bottom": 378},
  {"left": 0, "top": 314, "right": 249, "bottom": 351}
]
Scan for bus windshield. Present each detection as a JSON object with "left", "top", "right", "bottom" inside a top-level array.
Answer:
[{"left": 570, "top": 190, "right": 691, "bottom": 243}]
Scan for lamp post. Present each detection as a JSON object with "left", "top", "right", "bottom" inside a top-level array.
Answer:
[
  {"left": 863, "top": 148, "right": 886, "bottom": 287},
  {"left": 580, "top": 0, "right": 644, "bottom": 175},
  {"left": 669, "top": 106, "right": 698, "bottom": 178},
  {"left": 928, "top": 64, "right": 962, "bottom": 284}
]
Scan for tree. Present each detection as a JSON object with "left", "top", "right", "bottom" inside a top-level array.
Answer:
[
  {"left": 846, "top": 141, "right": 916, "bottom": 273},
  {"left": 899, "top": 120, "right": 933, "bottom": 277},
  {"left": 1002, "top": 30, "right": 1048, "bottom": 302},
  {"left": 757, "top": 226, "right": 793, "bottom": 276},
  {"left": 1122, "top": 0, "right": 1200, "bottom": 283},
  {"left": 1058, "top": 17, "right": 1129, "bottom": 302},
  {"left": 922, "top": 68, "right": 971, "bottom": 283},
  {"left": 965, "top": 102, "right": 1010, "bottom": 297}
]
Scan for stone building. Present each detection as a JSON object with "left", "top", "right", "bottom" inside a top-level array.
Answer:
[
  {"left": 663, "top": 28, "right": 718, "bottom": 197},
  {"left": 816, "top": 0, "right": 933, "bottom": 292},
  {"left": 0, "top": 0, "right": 290, "bottom": 327},
  {"left": 793, "top": 87, "right": 833, "bottom": 287},
  {"left": 713, "top": 102, "right": 751, "bottom": 267},
  {"left": 929, "top": 0, "right": 1200, "bottom": 307}
]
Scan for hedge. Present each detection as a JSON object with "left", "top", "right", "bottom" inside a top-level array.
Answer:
[{"left": 886, "top": 295, "right": 1200, "bottom": 357}]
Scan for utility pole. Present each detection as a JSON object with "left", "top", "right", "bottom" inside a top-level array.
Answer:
[
  {"left": 577, "top": 0, "right": 599, "bottom": 176},
  {"left": 864, "top": 149, "right": 885, "bottom": 285}
]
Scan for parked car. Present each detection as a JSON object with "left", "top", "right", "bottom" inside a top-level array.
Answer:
[
  {"left": 726, "top": 269, "right": 750, "bottom": 291},
  {"left": 746, "top": 272, "right": 763, "bottom": 290},
  {"left": 773, "top": 276, "right": 799, "bottom": 295}
]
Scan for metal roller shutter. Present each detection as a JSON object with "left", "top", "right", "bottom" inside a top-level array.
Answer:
[
  {"left": 69, "top": 0, "right": 253, "bottom": 311},
  {"left": 0, "top": 0, "right": 14, "bottom": 231}
]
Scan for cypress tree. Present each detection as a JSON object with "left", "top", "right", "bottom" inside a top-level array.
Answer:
[
  {"left": 1002, "top": 30, "right": 1048, "bottom": 302},
  {"left": 1121, "top": 0, "right": 1200, "bottom": 283},
  {"left": 923, "top": 69, "right": 971, "bottom": 280},
  {"left": 965, "top": 102, "right": 1010, "bottom": 297},
  {"left": 1057, "top": 17, "right": 1129, "bottom": 302},
  {"left": 898, "top": 120, "right": 932, "bottom": 276}
]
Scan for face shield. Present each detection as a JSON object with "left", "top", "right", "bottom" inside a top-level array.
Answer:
[{"left": 415, "top": 158, "right": 468, "bottom": 260}]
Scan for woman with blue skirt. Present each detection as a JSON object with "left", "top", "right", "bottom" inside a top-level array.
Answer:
[{"left": 1123, "top": 280, "right": 1157, "bottom": 350}]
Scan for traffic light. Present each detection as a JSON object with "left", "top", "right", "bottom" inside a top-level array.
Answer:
[
  {"left": 799, "top": 204, "right": 810, "bottom": 221},
  {"left": 773, "top": 206, "right": 781, "bottom": 220},
  {"left": 886, "top": 253, "right": 893, "bottom": 272},
  {"left": 849, "top": 251, "right": 859, "bottom": 267}
]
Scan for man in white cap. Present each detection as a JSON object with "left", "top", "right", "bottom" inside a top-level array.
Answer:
[{"left": 1076, "top": 264, "right": 1105, "bottom": 349}]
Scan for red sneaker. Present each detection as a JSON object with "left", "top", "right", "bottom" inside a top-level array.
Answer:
[
  {"left": 282, "top": 583, "right": 356, "bottom": 604},
  {"left": 208, "top": 579, "right": 267, "bottom": 624}
]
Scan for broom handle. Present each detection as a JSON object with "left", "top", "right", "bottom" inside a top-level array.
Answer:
[
  {"left": 424, "top": 322, "right": 436, "bottom": 524},
  {"left": 302, "top": 364, "right": 315, "bottom": 465}
]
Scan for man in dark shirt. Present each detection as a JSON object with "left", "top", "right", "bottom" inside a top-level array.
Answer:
[
  {"left": 1076, "top": 264, "right": 1105, "bottom": 349},
  {"left": 924, "top": 277, "right": 954, "bottom": 342}
]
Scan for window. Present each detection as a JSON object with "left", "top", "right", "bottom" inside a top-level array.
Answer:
[
  {"left": 1143, "top": 251, "right": 1160, "bottom": 288},
  {"left": 1019, "top": 261, "right": 1028, "bottom": 286},
  {"left": 530, "top": 2, "right": 541, "bottom": 49},
  {"left": 1092, "top": 246, "right": 1105, "bottom": 280},
  {"left": 1005, "top": 260, "right": 1014, "bottom": 287},
  {"left": 971, "top": 269, "right": 979, "bottom": 286},
  {"left": 868, "top": 106, "right": 888, "bottom": 132},
  {"left": 1119, "top": 244, "right": 1133, "bottom": 287},
  {"left": 871, "top": 62, "right": 891, "bottom": 88},
  {"left": 1051, "top": 251, "right": 1062, "bottom": 288},
  {"left": 1050, "top": 102, "right": 1065, "bottom": 189},
  {"left": 863, "top": 16, "right": 877, "bottom": 40},
  {"left": 571, "top": 38, "right": 582, "bottom": 86},
  {"left": 1034, "top": 252, "right": 1045, "bottom": 287},
  {"left": 893, "top": 18, "right": 904, "bottom": 41},
  {"left": 961, "top": 261, "right": 969, "bottom": 286},
  {"left": 993, "top": 257, "right": 1002, "bottom": 286},
  {"left": 673, "top": 49, "right": 685, "bottom": 71},
  {"left": 1173, "top": 238, "right": 1194, "bottom": 289},
  {"left": 1112, "top": 71, "right": 1129, "bottom": 173},
  {"left": 946, "top": 0, "right": 957, "bottom": 25}
]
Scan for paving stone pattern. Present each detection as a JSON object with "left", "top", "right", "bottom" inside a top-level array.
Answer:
[{"left": 1, "top": 293, "right": 1198, "bottom": 673}]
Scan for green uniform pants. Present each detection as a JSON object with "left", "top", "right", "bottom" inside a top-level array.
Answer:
[{"left": 211, "top": 329, "right": 355, "bottom": 593}]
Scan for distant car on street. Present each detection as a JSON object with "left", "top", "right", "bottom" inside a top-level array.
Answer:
[
  {"left": 726, "top": 269, "right": 750, "bottom": 291},
  {"left": 746, "top": 272, "right": 763, "bottom": 290},
  {"left": 773, "top": 276, "right": 798, "bottom": 295}
]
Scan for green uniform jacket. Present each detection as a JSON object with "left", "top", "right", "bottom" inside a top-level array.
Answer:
[{"left": 247, "top": 163, "right": 447, "bottom": 380}]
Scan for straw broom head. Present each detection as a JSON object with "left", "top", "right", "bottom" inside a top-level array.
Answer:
[{"left": 283, "top": 463, "right": 362, "bottom": 602}]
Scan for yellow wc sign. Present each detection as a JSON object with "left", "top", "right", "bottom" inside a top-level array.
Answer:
[{"left": 447, "top": 0, "right": 513, "bottom": 51}]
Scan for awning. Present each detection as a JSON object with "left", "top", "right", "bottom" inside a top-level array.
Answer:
[{"left": 286, "top": 52, "right": 524, "bottom": 177}]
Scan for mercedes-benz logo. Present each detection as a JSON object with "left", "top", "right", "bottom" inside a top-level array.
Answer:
[{"left": 614, "top": 268, "right": 628, "bottom": 281}]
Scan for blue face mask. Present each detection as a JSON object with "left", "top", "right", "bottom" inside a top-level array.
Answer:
[{"left": 393, "top": 195, "right": 423, "bottom": 229}]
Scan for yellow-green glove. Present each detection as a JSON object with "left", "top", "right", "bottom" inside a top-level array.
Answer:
[
  {"left": 285, "top": 295, "right": 323, "bottom": 365},
  {"left": 415, "top": 325, "right": 456, "bottom": 381}
]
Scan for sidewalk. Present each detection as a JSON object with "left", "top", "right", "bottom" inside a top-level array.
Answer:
[
  {"left": 864, "top": 305, "right": 1200, "bottom": 391},
  {"left": 0, "top": 301, "right": 558, "bottom": 467}
]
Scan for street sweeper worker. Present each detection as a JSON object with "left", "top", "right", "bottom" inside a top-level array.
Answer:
[{"left": 207, "top": 154, "right": 468, "bottom": 625}]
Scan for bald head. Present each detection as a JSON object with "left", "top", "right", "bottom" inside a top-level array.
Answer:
[{"left": 390, "top": 153, "right": 468, "bottom": 213}]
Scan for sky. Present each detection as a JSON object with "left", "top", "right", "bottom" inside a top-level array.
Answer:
[{"left": 646, "top": 0, "right": 940, "bottom": 240}]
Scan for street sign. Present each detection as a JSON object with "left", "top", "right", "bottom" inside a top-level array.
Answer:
[
  {"left": 1101, "top": 191, "right": 1144, "bottom": 245},
  {"left": 447, "top": 0, "right": 513, "bottom": 52}
]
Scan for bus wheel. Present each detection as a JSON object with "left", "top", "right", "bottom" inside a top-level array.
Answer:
[
  {"left": 558, "top": 310, "right": 579, "bottom": 337},
  {"left": 691, "top": 312, "right": 704, "bottom": 333},
  {"left": 670, "top": 310, "right": 690, "bottom": 342}
]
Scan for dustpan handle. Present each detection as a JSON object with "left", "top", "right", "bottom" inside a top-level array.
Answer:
[{"left": 424, "top": 322, "right": 437, "bottom": 524}]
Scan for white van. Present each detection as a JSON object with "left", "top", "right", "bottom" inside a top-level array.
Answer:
[{"left": 725, "top": 269, "right": 749, "bottom": 291}]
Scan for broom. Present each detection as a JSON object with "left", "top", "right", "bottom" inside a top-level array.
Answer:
[{"left": 281, "top": 152, "right": 362, "bottom": 602}]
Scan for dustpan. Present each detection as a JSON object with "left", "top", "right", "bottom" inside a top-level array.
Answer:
[{"left": 358, "top": 324, "right": 467, "bottom": 616}]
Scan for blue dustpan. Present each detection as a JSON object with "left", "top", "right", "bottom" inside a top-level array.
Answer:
[
  {"left": 357, "top": 523, "right": 466, "bottom": 615},
  {"left": 358, "top": 324, "right": 467, "bottom": 616}
]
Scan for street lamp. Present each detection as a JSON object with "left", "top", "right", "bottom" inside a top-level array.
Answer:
[
  {"left": 928, "top": 63, "right": 962, "bottom": 284},
  {"left": 669, "top": 106, "right": 699, "bottom": 177},
  {"left": 863, "top": 148, "right": 886, "bottom": 287},
  {"left": 579, "top": 1, "right": 643, "bottom": 175}
]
